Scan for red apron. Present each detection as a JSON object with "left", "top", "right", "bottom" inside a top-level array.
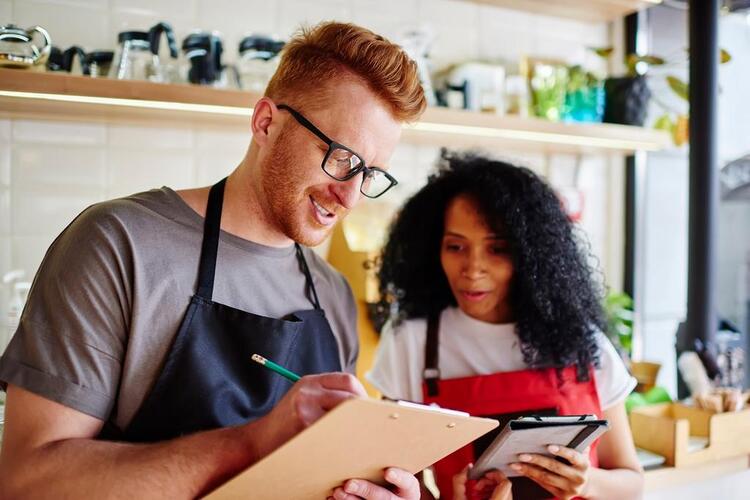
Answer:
[{"left": 421, "top": 313, "right": 603, "bottom": 500}]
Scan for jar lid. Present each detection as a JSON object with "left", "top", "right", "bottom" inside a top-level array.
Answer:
[
  {"left": 84, "top": 50, "right": 114, "bottom": 64},
  {"left": 182, "top": 31, "right": 222, "bottom": 51},
  {"left": 118, "top": 31, "right": 149, "bottom": 43},
  {"left": 239, "top": 35, "right": 284, "bottom": 55}
]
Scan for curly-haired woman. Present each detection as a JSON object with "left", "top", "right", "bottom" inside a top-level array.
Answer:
[{"left": 367, "top": 152, "right": 643, "bottom": 500}]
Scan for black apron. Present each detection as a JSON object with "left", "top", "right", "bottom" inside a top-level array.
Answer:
[{"left": 105, "top": 178, "right": 342, "bottom": 442}]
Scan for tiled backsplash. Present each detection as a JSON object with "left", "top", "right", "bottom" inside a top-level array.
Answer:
[
  {"left": 5, "top": 0, "right": 608, "bottom": 70},
  {"left": 0, "top": 0, "right": 614, "bottom": 332}
]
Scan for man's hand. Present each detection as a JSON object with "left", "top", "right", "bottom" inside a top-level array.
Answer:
[
  {"left": 329, "top": 467, "right": 420, "bottom": 500},
  {"left": 248, "top": 372, "right": 367, "bottom": 458},
  {"left": 510, "top": 445, "right": 591, "bottom": 500}
]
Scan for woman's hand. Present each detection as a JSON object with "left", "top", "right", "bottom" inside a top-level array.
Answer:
[
  {"left": 510, "top": 445, "right": 591, "bottom": 499},
  {"left": 330, "top": 467, "right": 420, "bottom": 500},
  {"left": 453, "top": 463, "right": 512, "bottom": 500}
]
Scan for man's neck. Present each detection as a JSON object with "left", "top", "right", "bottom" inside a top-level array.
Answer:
[{"left": 176, "top": 161, "right": 294, "bottom": 248}]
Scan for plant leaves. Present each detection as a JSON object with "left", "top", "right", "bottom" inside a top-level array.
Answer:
[
  {"left": 667, "top": 75, "right": 689, "bottom": 101},
  {"left": 590, "top": 46, "right": 614, "bottom": 58},
  {"left": 654, "top": 114, "right": 674, "bottom": 132},
  {"left": 721, "top": 48, "right": 732, "bottom": 64},
  {"left": 637, "top": 55, "right": 666, "bottom": 66},
  {"left": 673, "top": 115, "right": 689, "bottom": 146}
]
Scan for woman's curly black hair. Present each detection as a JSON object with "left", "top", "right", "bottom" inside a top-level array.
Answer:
[{"left": 376, "top": 151, "right": 606, "bottom": 380}]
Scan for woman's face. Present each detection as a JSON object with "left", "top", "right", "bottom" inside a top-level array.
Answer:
[{"left": 440, "top": 194, "right": 514, "bottom": 324}]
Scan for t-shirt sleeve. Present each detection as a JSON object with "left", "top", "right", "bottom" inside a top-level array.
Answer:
[
  {"left": 594, "top": 331, "right": 637, "bottom": 411},
  {"left": 0, "top": 203, "right": 132, "bottom": 420},
  {"left": 366, "top": 320, "right": 417, "bottom": 401}
]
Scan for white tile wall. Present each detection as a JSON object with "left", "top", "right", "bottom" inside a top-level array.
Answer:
[
  {"left": 106, "top": 149, "right": 195, "bottom": 198},
  {"left": 278, "top": 0, "right": 352, "bottom": 40},
  {"left": 195, "top": 0, "right": 280, "bottom": 59},
  {"left": 350, "top": 0, "right": 419, "bottom": 42},
  {"left": 418, "top": 0, "right": 480, "bottom": 68},
  {"left": 1, "top": 0, "right": 615, "bottom": 327},
  {"left": 478, "top": 6, "right": 534, "bottom": 64},
  {"left": 0, "top": 187, "right": 10, "bottom": 236},
  {"left": 12, "top": 144, "right": 107, "bottom": 189},
  {"left": 0, "top": 144, "right": 9, "bottom": 187},
  {"left": 0, "top": 0, "right": 13, "bottom": 21},
  {"left": 12, "top": 120, "right": 106, "bottom": 146},
  {"left": 13, "top": 0, "right": 110, "bottom": 51},
  {"left": 111, "top": 0, "right": 197, "bottom": 48},
  {"left": 108, "top": 124, "right": 193, "bottom": 150},
  {"left": 195, "top": 151, "right": 236, "bottom": 186},
  {"left": 10, "top": 235, "right": 53, "bottom": 280},
  {"left": 194, "top": 128, "right": 249, "bottom": 153},
  {"left": 0, "top": 119, "right": 11, "bottom": 143}
]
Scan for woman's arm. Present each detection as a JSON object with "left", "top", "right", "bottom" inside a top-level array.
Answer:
[{"left": 582, "top": 402, "right": 644, "bottom": 499}]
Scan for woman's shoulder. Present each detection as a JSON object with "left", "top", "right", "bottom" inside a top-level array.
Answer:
[{"left": 381, "top": 314, "right": 428, "bottom": 347}]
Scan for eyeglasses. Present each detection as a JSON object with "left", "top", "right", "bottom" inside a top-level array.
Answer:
[{"left": 277, "top": 104, "right": 398, "bottom": 199}]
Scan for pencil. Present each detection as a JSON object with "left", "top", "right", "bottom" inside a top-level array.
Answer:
[{"left": 251, "top": 354, "right": 301, "bottom": 382}]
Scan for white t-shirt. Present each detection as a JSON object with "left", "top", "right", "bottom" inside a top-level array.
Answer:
[{"left": 366, "top": 306, "right": 636, "bottom": 411}]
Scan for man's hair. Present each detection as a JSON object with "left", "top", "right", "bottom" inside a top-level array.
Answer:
[{"left": 265, "top": 22, "right": 426, "bottom": 122}]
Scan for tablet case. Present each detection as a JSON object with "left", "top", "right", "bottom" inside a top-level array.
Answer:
[
  {"left": 469, "top": 414, "right": 610, "bottom": 479},
  {"left": 205, "top": 398, "right": 498, "bottom": 499}
]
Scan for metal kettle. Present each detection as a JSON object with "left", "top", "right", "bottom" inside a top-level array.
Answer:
[{"left": 0, "top": 24, "right": 51, "bottom": 69}]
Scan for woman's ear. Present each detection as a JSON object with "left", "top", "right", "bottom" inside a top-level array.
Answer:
[{"left": 251, "top": 97, "right": 278, "bottom": 148}]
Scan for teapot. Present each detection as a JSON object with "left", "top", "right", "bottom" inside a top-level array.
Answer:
[{"left": 0, "top": 24, "right": 52, "bottom": 69}]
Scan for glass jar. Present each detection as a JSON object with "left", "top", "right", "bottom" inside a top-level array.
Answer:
[{"left": 237, "top": 34, "right": 284, "bottom": 93}]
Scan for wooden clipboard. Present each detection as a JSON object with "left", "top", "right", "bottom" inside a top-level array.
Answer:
[{"left": 205, "top": 398, "right": 498, "bottom": 499}]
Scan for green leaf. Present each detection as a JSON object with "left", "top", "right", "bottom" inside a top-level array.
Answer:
[
  {"left": 667, "top": 75, "right": 689, "bottom": 101},
  {"left": 590, "top": 46, "right": 614, "bottom": 58},
  {"left": 721, "top": 48, "right": 732, "bottom": 64},
  {"left": 654, "top": 114, "right": 674, "bottom": 132},
  {"left": 637, "top": 55, "right": 666, "bottom": 66}
]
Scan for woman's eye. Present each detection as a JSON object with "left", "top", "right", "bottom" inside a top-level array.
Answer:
[{"left": 445, "top": 243, "right": 462, "bottom": 252}]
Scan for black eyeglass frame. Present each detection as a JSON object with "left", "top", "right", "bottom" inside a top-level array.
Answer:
[{"left": 276, "top": 104, "right": 398, "bottom": 199}]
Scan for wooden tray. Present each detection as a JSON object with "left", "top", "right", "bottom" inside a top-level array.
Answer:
[{"left": 630, "top": 402, "right": 750, "bottom": 467}]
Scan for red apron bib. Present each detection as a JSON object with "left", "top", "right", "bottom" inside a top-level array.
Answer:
[{"left": 421, "top": 313, "right": 602, "bottom": 500}]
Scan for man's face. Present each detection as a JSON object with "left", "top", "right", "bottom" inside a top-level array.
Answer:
[{"left": 258, "top": 81, "right": 402, "bottom": 247}]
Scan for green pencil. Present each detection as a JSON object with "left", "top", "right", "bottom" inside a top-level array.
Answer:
[{"left": 251, "top": 354, "right": 301, "bottom": 382}]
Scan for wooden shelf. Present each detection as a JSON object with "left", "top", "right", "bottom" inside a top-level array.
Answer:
[
  {"left": 0, "top": 68, "right": 669, "bottom": 154},
  {"left": 461, "top": 0, "right": 662, "bottom": 23}
]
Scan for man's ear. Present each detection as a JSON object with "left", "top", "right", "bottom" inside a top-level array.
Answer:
[{"left": 251, "top": 97, "right": 278, "bottom": 148}]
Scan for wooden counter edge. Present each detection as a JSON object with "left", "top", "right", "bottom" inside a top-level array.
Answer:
[{"left": 644, "top": 455, "right": 750, "bottom": 492}]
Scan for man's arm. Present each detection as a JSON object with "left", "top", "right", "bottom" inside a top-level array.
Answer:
[{"left": 0, "top": 372, "right": 368, "bottom": 499}]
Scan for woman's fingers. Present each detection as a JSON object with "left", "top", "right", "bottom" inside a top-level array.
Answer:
[
  {"left": 489, "top": 478, "right": 512, "bottom": 500},
  {"left": 452, "top": 463, "right": 472, "bottom": 500},
  {"left": 547, "top": 445, "right": 589, "bottom": 468}
]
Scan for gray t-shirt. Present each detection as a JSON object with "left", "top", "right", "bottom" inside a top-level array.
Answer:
[{"left": 0, "top": 187, "right": 358, "bottom": 431}]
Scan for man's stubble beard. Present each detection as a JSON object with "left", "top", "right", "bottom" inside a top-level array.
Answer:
[{"left": 260, "top": 130, "right": 334, "bottom": 247}]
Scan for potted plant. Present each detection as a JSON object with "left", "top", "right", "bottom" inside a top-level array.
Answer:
[
  {"left": 594, "top": 46, "right": 731, "bottom": 139},
  {"left": 596, "top": 48, "right": 665, "bottom": 126},
  {"left": 651, "top": 49, "right": 731, "bottom": 146},
  {"left": 604, "top": 291, "right": 634, "bottom": 359}
]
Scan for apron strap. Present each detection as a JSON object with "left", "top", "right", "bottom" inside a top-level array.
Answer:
[
  {"left": 295, "top": 243, "right": 322, "bottom": 310},
  {"left": 424, "top": 312, "right": 441, "bottom": 397},
  {"left": 196, "top": 178, "right": 226, "bottom": 300}
]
